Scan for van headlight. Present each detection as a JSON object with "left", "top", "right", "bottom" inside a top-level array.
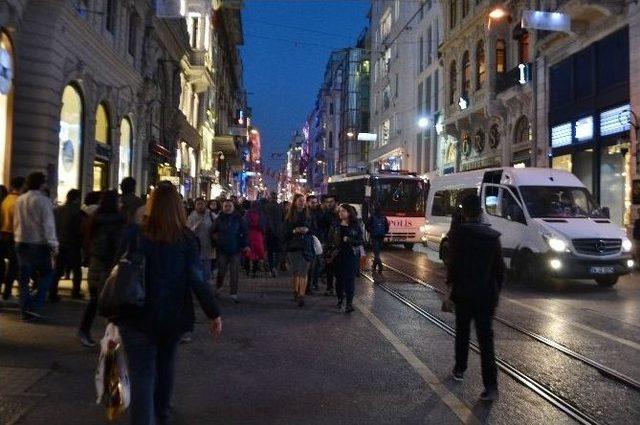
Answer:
[
  {"left": 419, "top": 224, "right": 428, "bottom": 233},
  {"left": 622, "top": 238, "right": 633, "bottom": 252},
  {"left": 546, "top": 236, "right": 568, "bottom": 252}
]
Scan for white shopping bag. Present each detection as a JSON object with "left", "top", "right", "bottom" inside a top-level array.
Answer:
[
  {"left": 95, "top": 323, "right": 131, "bottom": 420},
  {"left": 312, "top": 235, "right": 323, "bottom": 256}
]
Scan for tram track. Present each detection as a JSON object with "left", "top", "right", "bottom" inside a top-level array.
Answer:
[
  {"left": 360, "top": 269, "right": 600, "bottom": 425},
  {"left": 377, "top": 259, "right": 640, "bottom": 395}
]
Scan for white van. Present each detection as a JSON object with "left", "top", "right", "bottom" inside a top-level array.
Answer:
[{"left": 422, "top": 167, "right": 634, "bottom": 286}]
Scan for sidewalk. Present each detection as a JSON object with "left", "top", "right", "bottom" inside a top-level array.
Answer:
[{"left": 0, "top": 270, "right": 462, "bottom": 425}]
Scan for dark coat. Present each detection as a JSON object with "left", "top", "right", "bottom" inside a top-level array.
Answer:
[
  {"left": 308, "top": 207, "right": 324, "bottom": 242},
  {"left": 319, "top": 209, "right": 339, "bottom": 244},
  {"left": 54, "top": 201, "right": 84, "bottom": 248},
  {"left": 212, "top": 212, "right": 249, "bottom": 255},
  {"left": 264, "top": 200, "right": 283, "bottom": 239},
  {"left": 325, "top": 221, "right": 363, "bottom": 274},
  {"left": 87, "top": 212, "right": 127, "bottom": 290},
  {"left": 120, "top": 193, "right": 145, "bottom": 225},
  {"left": 115, "top": 226, "right": 220, "bottom": 340},
  {"left": 446, "top": 221, "right": 504, "bottom": 307},
  {"left": 283, "top": 210, "right": 311, "bottom": 252}
]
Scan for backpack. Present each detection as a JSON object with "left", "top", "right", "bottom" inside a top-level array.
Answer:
[{"left": 371, "top": 215, "right": 388, "bottom": 237}]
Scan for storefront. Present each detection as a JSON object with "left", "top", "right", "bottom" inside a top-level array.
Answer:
[
  {"left": 548, "top": 27, "right": 631, "bottom": 227},
  {"left": 58, "top": 85, "right": 83, "bottom": 201},
  {"left": 93, "top": 103, "right": 111, "bottom": 191},
  {"left": 0, "top": 30, "right": 14, "bottom": 185}
]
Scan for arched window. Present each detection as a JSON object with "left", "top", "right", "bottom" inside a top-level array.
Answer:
[
  {"left": 476, "top": 40, "right": 486, "bottom": 89},
  {"left": 0, "top": 31, "right": 14, "bottom": 184},
  {"left": 462, "top": 51, "right": 471, "bottom": 97},
  {"left": 119, "top": 117, "right": 132, "bottom": 183},
  {"left": 514, "top": 116, "right": 532, "bottom": 144},
  {"left": 496, "top": 39, "right": 506, "bottom": 73},
  {"left": 58, "top": 85, "right": 84, "bottom": 201},
  {"left": 95, "top": 103, "right": 111, "bottom": 145},
  {"left": 449, "top": 60, "right": 457, "bottom": 105},
  {"left": 518, "top": 31, "right": 530, "bottom": 63}
]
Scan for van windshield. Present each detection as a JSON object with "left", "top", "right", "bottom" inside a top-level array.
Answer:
[{"left": 519, "top": 186, "right": 607, "bottom": 219}]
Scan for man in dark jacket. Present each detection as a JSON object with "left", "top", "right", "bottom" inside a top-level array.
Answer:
[
  {"left": 447, "top": 193, "right": 504, "bottom": 402},
  {"left": 306, "top": 195, "right": 324, "bottom": 291},
  {"left": 264, "top": 192, "right": 283, "bottom": 277},
  {"left": 50, "top": 189, "right": 84, "bottom": 301},
  {"left": 365, "top": 203, "right": 389, "bottom": 273},
  {"left": 120, "top": 177, "right": 145, "bottom": 225},
  {"left": 212, "top": 200, "right": 249, "bottom": 303}
]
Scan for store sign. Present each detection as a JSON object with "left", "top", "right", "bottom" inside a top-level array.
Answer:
[
  {"left": 357, "top": 133, "right": 377, "bottom": 142},
  {"left": 600, "top": 104, "right": 631, "bottom": 137},
  {"left": 574, "top": 116, "right": 593, "bottom": 142},
  {"left": 551, "top": 122, "right": 572, "bottom": 148},
  {"left": 460, "top": 156, "right": 501, "bottom": 172},
  {"left": 522, "top": 10, "right": 571, "bottom": 33},
  {"left": 0, "top": 47, "right": 12, "bottom": 95}
]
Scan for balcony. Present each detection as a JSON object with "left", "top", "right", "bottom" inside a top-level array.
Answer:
[{"left": 496, "top": 63, "right": 532, "bottom": 94}]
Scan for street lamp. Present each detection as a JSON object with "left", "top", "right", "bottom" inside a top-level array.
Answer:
[
  {"left": 346, "top": 131, "right": 355, "bottom": 138},
  {"left": 418, "top": 117, "right": 429, "bottom": 128},
  {"left": 489, "top": 6, "right": 507, "bottom": 20}
]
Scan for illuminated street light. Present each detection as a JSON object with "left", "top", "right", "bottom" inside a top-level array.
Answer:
[
  {"left": 489, "top": 7, "right": 507, "bottom": 20},
  {"left": 346, "top": 131, "right": 355, "bottom": 138},
  {"left": 418, "top": 117, "right": 429, "bottom": 128}
]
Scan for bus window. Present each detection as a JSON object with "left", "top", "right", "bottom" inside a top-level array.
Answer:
[{"left": 374, "top": 179, "right": 426, "bottom": 215}]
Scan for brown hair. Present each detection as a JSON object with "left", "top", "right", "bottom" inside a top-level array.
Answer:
[
  {"left": 143, "top": 183, "right": 187, "bottom": 243},
  {"left": 285, "top": 193, "right": 307, "bottom": 222}
]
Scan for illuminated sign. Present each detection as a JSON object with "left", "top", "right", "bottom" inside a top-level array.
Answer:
[
  {"left": 574, "top": 116, "right": 593, "bottom": 142},
  {"left": 551, "top": 122, "right": 572, "bottom": 148},
  {"left": 522, "top": 10, "right": 571, "bottom": 33},
  {"left": 518, "top": 63, "right": 532, "bottom": 85},
  {"left": 458, "top": 97, "right": 468, "bottom": 111},
  {"left": 600, "top": 104, "right": 631, "bottom": 137}
]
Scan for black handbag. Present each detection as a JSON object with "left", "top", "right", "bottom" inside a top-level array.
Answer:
[{"left": 98, "top": 231, "right": 146, "bottom": 319}]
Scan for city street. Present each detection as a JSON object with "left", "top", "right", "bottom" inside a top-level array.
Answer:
[{"left": 2, "top": 246, "right": 639, "bottom": 424}]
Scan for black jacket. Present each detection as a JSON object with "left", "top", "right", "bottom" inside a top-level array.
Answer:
[
  {"left": 283, "top": 210, "right": 311, "bottom": 252},
  {"left": 87, "top": 212, "right": 127, "bottom": 289},
  {"left": 325, "top": 221, "right": 363, "bottom": 264},
  {"left": 264, "top": 200, "right": 283, "bottom": 239},
  {"left": 446, "top": 221, "right": 504, "bottom": 307},
  {"left": 54, "top": 202, "right": 84, "bottom": 248},
  {"left": 212, "top": 212, "right": 248, "bottom": 255}
]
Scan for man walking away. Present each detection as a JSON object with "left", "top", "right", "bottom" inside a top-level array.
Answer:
[
  {"left": 212, "top": 200, "right": 249, "bottom": 303},
  {"left": 447, "top": 194, "right": 504, "bottom": 401},
  {"left": 119, "top": 177, "right": 145, "bottom": 225},
  {"left": 14, "top": 172, "right": 58, "bottom": 321},
  {"left": 50, "top": 189, "right": 84, "bottom": 301},
  {"left": 366, "top": 203, "right": 389, "bottom": 273},
  {"left": 264, "top": 192, "right": 283, "bottom": 277},
  {"left": 187, "top": 197, "right": 215, "bottom": 285},
  {"left": 0, "top": 176, "right": 24, "bottom": 300}
]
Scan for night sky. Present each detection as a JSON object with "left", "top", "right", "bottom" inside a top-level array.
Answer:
[{"left": 241, "top": 0, "right": 370, "bottom": 189}]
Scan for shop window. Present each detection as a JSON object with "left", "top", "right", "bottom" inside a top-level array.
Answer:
[
  {"left": 476, "top": 40, "right": 486, "bottom": 89},
  {"left": 0, "top": 31, "right": 13, "bottom": 184},
  {"left": 449, "top": 60, "right": 457, "bottom": 105},
  {"left": 58, "top": 85, "right": 84, "bottom": 201},
  {"left": 119, "top": 118, "right": 132, "bottom": 183},
  {"left": 496, "top": 39, "right": 506, "bottom": 74},
  {"left": 600, "top": 143, "right": 630, "bottom": 226},
  {"left": 462, "top": 51, "right": 470, "bottom": 98},
  {"left": 597, "top": 27, "right": 629, "bottom": 91},
  {"left": 95, "top": 103, "right": 111, "bottom": 145}
]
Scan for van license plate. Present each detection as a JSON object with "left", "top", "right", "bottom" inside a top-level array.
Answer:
[{"left": 590, "top": 266, "right": 614, "bottom": 274}]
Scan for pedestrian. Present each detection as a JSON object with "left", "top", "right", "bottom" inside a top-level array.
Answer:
[
  {"left": 120, "top": 177, "right": 145, "bottom": 225},
  {"left": 246, "top": 202, "right": 266, "bottom": 277},
  {"left": 78, "top": 191, "right": 126, "bottom": 347},
  {"left": 0, "top": 176, "right": 24, "bottom": 300},
  {"left": 264, "top": 192, "right": 283, "bottom": 277},
  {"left": 208, "top": 199, "right": 221, "bottom": 216},
  {"left": 306, "top": 195, "right": 324, "bottom": 292},
  {"left": 283, "top": 194, "right": 312, "bottom": 307},
  {"left": 50, "top": 189, "right": 84, "bottom": 302},
  {"left": 113, "top": 183, "right": 222, "bottom": 425},
  {"left": 447, "top": 193, "right": 504, "bottom": 401},
  {"left": 326, "top": 204, "right": 363, "bottom": 313},
  {"left": 320, "top": 195, "right": 338, "bottom": 296},
  {"left": 365, "top": 203, "right": 389, "bottom": 273},
  {"left": 211, "top": 199, "right": 249, "bottom": 303},
  {"left": 13, "top": 172, "right": 58, "bottom": 321},
  {"left": 187, "top": 197, "right": 215, "bottom": 285}
]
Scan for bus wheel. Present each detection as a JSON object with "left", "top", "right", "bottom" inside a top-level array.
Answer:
[
  {"left": 403, "top": 243, "right": 415, "bottom": 251},
  {"left": 595, "top": 276, "right": 618, "bottom": 287}
]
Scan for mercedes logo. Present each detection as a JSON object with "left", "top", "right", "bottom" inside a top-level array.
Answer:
[{"left": 594, "top": 240, "right": 606, "bottom": 253}]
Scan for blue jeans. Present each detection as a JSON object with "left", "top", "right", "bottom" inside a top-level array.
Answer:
[
  {"left": 16, "top": 243, "right": 54, "bottom": 315},
  {"left": 119, "top": 326, "right": 180, "bottom": 425}
]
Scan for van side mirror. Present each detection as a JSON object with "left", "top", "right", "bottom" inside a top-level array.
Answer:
[{"left": 601, "top": 207, "right": 610, "bottom": 219}]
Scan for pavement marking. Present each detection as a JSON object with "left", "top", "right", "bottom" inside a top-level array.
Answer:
[
  {"left": 384, "top": 251, "right": 640, "bottom": 353},
  {"left": 354, "top": 300, "right": 479, "bottom": 425}
]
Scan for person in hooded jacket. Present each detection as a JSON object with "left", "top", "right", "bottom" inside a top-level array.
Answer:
[
  {"left": 78, "top": 191, "right": 126, "bottom": 347},
  {"left": 446, "top": 193, "right": 504, "bottom": 402}
]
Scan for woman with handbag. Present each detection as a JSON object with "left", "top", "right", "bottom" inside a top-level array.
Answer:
[
  {"left": 283, "top": 194, "right": 311, "bottom": 307},
  {"left": 114, "top": 183, "right": 222, "bottom": 425},
  {"left": 78, "top": 191, "right": 126, "bottom": 347},
  {"left": 326, "top": 204, "right": 363, "bottom": 313}
]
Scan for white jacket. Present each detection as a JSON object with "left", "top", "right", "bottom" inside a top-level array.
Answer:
[{"left": 13, "top": 190, "right": 59, "bottom": 251}]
